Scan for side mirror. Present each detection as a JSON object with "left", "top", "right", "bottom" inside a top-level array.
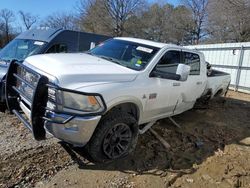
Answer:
[
  {"left": 150, "top": 69, "right": 181, "bottom": 80},
  {"left": 176, "top": 64, "right": 190, "bottom": 81}
]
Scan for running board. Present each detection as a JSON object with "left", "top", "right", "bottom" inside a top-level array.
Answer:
[{"left": 139, "top": 121, "right": 156, "bottom": 134}]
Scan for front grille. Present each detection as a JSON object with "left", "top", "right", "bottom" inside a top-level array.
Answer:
[
  {"left": 6, "top": 61, "right": 49, "bottom": 140},
  {"left": 13, "top": 66, "right": 39, "bottom": 105}
]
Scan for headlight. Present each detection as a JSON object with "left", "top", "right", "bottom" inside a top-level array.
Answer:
[
  {"left": 17, "top": 66, "right": 39, "bottom": 87},
  {"left": 47, "top": 87, "right": 105, "bottom": 114},
  {"left": 16, "top": 66, "right": 39, "bottom": 101}
]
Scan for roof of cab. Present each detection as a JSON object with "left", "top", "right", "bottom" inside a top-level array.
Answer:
[
  {"left": 16, "top": 28, "right": 64, "bottom": 42},
  {"left": 115, "top": 37, "right": 178, "bottom": 49}
]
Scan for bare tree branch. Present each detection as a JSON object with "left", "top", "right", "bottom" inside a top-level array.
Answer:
[
  {"left": 103, "top": 0, "right": 144, "bottom": 36},
  {"left": 41, "top": 12, "right": 78, "bottom": 30},
  {"left": 0, "top": 9, "right": 15, "bottom": 43},
  {"left": 19, "top": 11, "right": 38, "bottom": 30},
  {"left": 182, "top": 0, "right": 209, "bottom": 44}
]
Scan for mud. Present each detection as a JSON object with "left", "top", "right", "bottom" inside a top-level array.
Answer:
[{"left": 0, "top": 90, "right": 250, "bottom": 188}]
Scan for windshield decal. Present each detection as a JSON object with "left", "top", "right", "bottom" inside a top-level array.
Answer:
[{"left": 136, "top": 46, "right": 153, "bottom": 53}]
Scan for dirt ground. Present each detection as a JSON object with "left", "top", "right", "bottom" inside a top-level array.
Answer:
[{"left": 0, "top": 90, "right": 250, "bottom": 188}]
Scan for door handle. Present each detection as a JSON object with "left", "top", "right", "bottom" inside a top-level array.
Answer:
[
  {"left": 173, "top": 83, "right": 181, "bottom": 86},
  {"left": 196, "top": 81, "right": 202, "bottom": 85}
]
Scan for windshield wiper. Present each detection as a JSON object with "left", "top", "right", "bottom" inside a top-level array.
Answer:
[
  {"left": 97, "top": 55, "right": 125, "bottom": 66},
  {"left": 91, "top": 54, "right": 131, "bottom": 69}
]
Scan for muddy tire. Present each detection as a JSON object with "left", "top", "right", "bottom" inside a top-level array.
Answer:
[{"left": 87, "top": 111, "right": 138, "bottom": 163}]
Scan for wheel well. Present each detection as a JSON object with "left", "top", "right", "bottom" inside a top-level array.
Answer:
[
  {"left": 105, "top": 103, "right": 139, "bottom": 121},
  {"left": 214, "top": 89, "right": 223, "bottom": 97}
]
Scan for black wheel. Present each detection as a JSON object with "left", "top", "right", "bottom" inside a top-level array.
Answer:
[
  {"left": 87, "top": 111, "right": 138, "bottom": 163},
  {"left": 103, "top": 123, "right": 132, "bottom": 159}
]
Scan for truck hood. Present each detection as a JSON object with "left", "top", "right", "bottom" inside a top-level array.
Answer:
[{"left": 24, "top": 53, "right": 138, "bottom": 89}]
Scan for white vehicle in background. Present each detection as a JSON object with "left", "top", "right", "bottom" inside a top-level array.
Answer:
[{"left": 5, "top": 37, "right": 230, "bottom": 162}]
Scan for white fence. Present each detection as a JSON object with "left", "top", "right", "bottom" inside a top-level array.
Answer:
[{"left": 186, "top": 42, "right": 250, "bottom": 94}]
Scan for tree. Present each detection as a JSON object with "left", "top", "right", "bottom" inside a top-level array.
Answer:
[
  {"left": 19, "top": 11, "right": 38, "bottom": 30},
  {"left": 140, "top": 4, "right": 174, "bottom": 42},
  {"left": 103, "top": 0, "right": 144, "bottom": 36},
  {"left": 77, "top": 0, "right": 145, "bottom": 36},
  {"left": 77, "top": 0, "right": 113, "bottom": 35},
  {"left": 124, "top": 3, "right": 194, "bottom": 44},
  {"left": 170, "top": 5, "right": 195, "bottom": 44},
  {"left": 0, "top": 9, "right": 15, "bottom": 43},
  {"left": 41, "top": 12, "right": 78, "bottom": 30},
  {"left": 182, "top": 0, "right": 209, "bottom": 44},
  {"left": 208, "top": 0, "right": 250, "bottom": 42},
  {"left": 0, "top": 21, "right": 4, "bottom": 47}
]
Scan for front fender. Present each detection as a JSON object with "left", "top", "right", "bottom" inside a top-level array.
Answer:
[{"left": 105, "top": 96, "right": 144, "bottom": 123}]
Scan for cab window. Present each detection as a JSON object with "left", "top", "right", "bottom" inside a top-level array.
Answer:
[
  {"left": 183, "top": 52, "right": 200, "bottom": 75},
  {"left": 155, "top": 50, "right": 181, "bottom": 74},
  {"left": 46, "top": 44, "right": 68, "bottom": 53}
]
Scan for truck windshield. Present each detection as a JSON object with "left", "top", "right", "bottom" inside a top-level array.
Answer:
[
  {"left": 89, "top": 39, "right": 160, "bottom": 71},
  {"left": 0, "top": 39, "right": 47, "bottom": 63}
]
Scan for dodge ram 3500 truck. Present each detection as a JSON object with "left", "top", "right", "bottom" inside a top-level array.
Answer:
[{"left": 5, "top": 37, "right": 231, "bottom": 162}]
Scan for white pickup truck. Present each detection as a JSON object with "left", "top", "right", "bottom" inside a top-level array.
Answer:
[{"left": 5, "top": 37, "right": 230, "bottom": 162}]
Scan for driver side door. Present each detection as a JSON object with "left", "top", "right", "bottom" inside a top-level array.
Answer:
[{"left": 143, "top": 50, "right": 186, "bottom": 122}]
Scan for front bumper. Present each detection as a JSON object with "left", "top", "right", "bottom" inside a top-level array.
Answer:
[
  {"left": 6, "top": 61, "right": 106, "bottom": 144},
  {"left": 45, "top": 112, "right": 101, "bottom": 146}
]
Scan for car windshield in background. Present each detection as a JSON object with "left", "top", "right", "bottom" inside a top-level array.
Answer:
[
  {"left": 89, "top": 39, "right": 160, "bottom": 71},
  {"left": 0, "top": 39, "right": 47, "bottom": 62}
]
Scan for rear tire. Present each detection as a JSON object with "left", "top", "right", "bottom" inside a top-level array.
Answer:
[{"left": 87, "top": 111, "right": 138, "bottom": 163}]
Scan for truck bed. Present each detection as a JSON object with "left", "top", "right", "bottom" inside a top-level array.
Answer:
[
  {"left": 208, "top": 69, "right": 230, "bottom": 77},
  {"left": 203, "top": 69, "right": 231, "bottom": 98}
]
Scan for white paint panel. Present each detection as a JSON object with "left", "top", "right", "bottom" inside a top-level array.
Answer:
[
  {"left": 242, "top": 50, "right": 250, "bottom": 67},
  {"left": 200, "top": 50, "right": 239, "bottom": 66},
  {"left": 239, "top": 70, "right": 250, "bottom": 88},
  {"left": 213, "top": 67, "right": 236, "bottom": 85}
]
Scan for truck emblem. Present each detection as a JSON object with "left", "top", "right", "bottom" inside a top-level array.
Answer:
[{"left": 142, "top": 94, "right": 147, "bottom": 99}]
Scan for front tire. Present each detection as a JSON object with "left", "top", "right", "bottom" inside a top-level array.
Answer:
[{"left": 87, "top": 111, "right": 138, "bottom": 163}]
